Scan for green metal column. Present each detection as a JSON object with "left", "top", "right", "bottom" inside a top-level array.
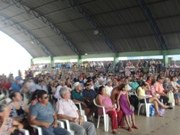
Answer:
[
  {"left": 78, "top": 55, "right": 82, "bottom": 67},
  {"left": 113, "top": 53, "right": 119, "bottom": 65},
  {"left": 50, "top": 56, "right": 54, "bottom": 68},
  {"left": 162, "top": 51, "right": 168, "bottom": 67},
  {"left": 30, "top": 58, "right": 34, "bottom": 66}
]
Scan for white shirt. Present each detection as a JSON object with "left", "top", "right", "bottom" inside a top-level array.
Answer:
[
  {"left": 36, "top": 84, "right": 48, "bottom": 92},
  {"left": 54, "top": 85, "right": 62, "bottom": 99},
  {"left": 56, "top": 99, "right": 79, "bottom": 118}
]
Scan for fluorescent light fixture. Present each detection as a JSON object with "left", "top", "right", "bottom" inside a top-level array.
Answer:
[
  {"left": 118, "top": 57, "right": 128, "bottom": 60},
  {"left": 82, "top": 57, "right": 114, "bottom": 62},
  {"left": 54, "top": 59, "right": 78, "bottom": 63},
  {"left": 118, "top": 56, "right": 163, "bottom": 60},
  {"left": 167, "top": 55, "right": 180, "bottom": 61}
]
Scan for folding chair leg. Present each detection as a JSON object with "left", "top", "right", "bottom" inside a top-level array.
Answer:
[
  {"left": 97, "top": 116, "right": 101, "bottom": 128},
  {"left": 104, "top": 115, "right": 108, "bottom": 132},
  {"left": 106, "top": 115, "right": 109, "bottom": 132},
  {"left": 145, "top": 104, "right": 151, "bottom": 117}
]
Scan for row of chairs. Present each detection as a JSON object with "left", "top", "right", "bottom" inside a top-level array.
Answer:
[
  {"left": 0, "top": 90, "right": 151, "bottom": 134},
  {"left": 92, "top": 93, "right": 153, "bottom": 133}
]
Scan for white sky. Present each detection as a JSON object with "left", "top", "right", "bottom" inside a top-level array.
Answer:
[{"left": 0, "top": 31, "right": 32, "bottom": 76}]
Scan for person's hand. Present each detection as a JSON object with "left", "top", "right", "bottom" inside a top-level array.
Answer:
[
  {"left": 117, "top": 107, "right": 120, "bottom": 112},
  {"left": 8, "top": 127, "right": 16, "bottom": 133},
  {"left": 174, "top": 89, "right": 178, "bottom": 93},
  {"left": 42, "top": 122, "right": 51, "bottom": 128},
  {"left": 81, "top": 102, "right": 87, "bottom": 107},
  {"left": 52, "top": 122, "right": 58, "bottom": 128},
  {"left": 72, "top": 118, "right": 79, "bottom": 124}
]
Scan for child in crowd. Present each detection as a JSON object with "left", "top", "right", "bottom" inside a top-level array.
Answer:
[{"left": 117, "top": 84, "right": 138, "bottom": 132}]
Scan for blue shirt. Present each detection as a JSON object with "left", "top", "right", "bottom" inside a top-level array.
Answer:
[
  {"left": 83, "top": 89, "right": 97, "bottom": 101},
  {"left": 30, "top": 102, "right": 54, "bottom": 124},
  {"left": 11, "top": 82, "right": 21, "bottom": 92}
]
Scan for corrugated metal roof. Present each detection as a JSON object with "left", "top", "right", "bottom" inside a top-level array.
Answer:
[{"left": 0, "top": 0, "right": 179, "bottom": 57}]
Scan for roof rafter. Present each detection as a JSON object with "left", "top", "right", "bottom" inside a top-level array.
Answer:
[
  {"left": 1, "top": 0, "right": 81, "bottom": 55},
  {"left": 137, "top": 0, "right": 168, "bottom": 50},
  {"left": 0, "top": 14, "right": 52, "bottom": 56},
  {"left": 67, "top": 0, "right": 118, "bottom": 53}
]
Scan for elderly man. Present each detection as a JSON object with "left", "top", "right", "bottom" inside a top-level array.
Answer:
[
  {"left": 56, "top": 86, "right": 96, "bottom": 135},
  {"left": 29, "top": 90, "right": 70, "bottom": 135},
  {"left": 71, "top": 82, "right": 90, "bottom": 116}
]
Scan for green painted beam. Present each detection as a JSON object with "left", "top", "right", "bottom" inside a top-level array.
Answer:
[
  {"left": 32, "top": 56, "right": 51, "bottom": 64},
  {"left": 32, "top": 49, "right": 180, "bottom": 63},
  {"left": 81, "top": 53, "right": 115, "bottom": 59},
  {"left": 53, "top": 55, "right": 78, "bottom": 60}
]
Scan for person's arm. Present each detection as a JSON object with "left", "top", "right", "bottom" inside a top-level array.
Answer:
[
  {"left": 117, "top": 92, "right": 121, "bottom": 111},
  {"left": 52, "top": 113, "right": 58, "bottom": 128},
  {"left": 29, "top": 106, "right": 50, "bottom": 128},
  {"left": 126, "top": 92, "right": 131, "bottom": 106},
  {"left": 175, "top": 82, "right": 180, "bottom": 89},
  {"left": 171, "top": 81, "right": 177, "bottom": 91},
  {"left": 110, "top": 89, "right": 116, "bottom": 104},
  {"left": 29, "top": 115, "right": 50, "bottom": 128},
  {"left": 97, "top": 95, "right": 103, "bottom": 106},
  {"left": 12, "top": 120, "right": 23, "bottom": 129},
  {"left": 57, "top": 114, "right": 78, "bottom": 122}
]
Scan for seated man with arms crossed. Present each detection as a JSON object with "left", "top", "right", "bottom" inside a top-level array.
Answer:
[
  {"left": 56, "top": 86, "right": 96, "bottom": 135},
  {"left": 29, "top": 90, "right": 70, "bottom": 135}
]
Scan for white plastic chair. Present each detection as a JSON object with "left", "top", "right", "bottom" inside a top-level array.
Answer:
[
  {"left": 75, "top": 102, "right": 85, "bottom": 115},
  {"left": 58, "top": 119, "right": 75, "bottom": 135},
  {"left": 137, "top": 97, "right": 153, "bottom": 117},
  {"left": 58, "top": 115, "right": 87, "bottom": 135},
  {"left": 93, "top": 99, "right": 109, "bottom": 132},
  {"left": 31, "top": 125, "right": 43, "bottom": 135},
  {"left": 19, "top": 129, "right": 30, "bottom": 135},
  {"left": 31, "top": 120, "right": 66, "bottom": 135}
]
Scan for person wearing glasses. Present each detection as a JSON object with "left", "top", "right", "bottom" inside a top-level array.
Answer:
[{"left": 29, "top": 90, "right": 70, "bottom": 135}]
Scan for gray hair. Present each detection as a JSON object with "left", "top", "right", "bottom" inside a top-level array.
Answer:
[
  {"left": 0, "top": 102, "right": 8, "bottom": 113},
  {"left": 59, "top": 86, "right": 69, "bottom": 98}
]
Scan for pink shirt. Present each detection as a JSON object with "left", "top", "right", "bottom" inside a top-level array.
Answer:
[
  {"left": 56, "top": 99, "right": 79, "bottom": 118},
  {"left": 150, "top": 85, "right": 156, "bottom": 96},
  {"left": 155, "top": 82, "right": 164, "bottom": 94},
  {"left": 99, "top": 95, "right": 113, "bottom": 113}
]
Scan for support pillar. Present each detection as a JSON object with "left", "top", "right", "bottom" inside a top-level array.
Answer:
[
  {"left": 30, "top": 58, "right": 34, "bottom": 66},
  {"left": 162, "top": 51, "right": 168, "bottom": 67},
  {"left": 50, "top": 56, "right": 54, "bottom": 68},
  {"left": 113, "top": 53, "right": 119, "bottom": 66},
  {"left": 78, "top": 55, "right": 82, "bottom": 67}
]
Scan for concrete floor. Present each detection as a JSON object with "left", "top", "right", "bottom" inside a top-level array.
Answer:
[{"left": 96, "top": 106, "right": 180, "bottom": 135}]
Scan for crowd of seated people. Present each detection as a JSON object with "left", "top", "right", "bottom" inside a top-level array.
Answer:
[{"left": 0, "top": 64, "right": 180, "bottom": 134}]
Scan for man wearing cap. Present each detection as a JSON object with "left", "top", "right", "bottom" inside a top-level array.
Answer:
[
  {"left": 71, "top": 82, "right": 84, "bottom": 103},
  {"left": 71, "top": 82, "right": 90, "bottom": 116}
]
